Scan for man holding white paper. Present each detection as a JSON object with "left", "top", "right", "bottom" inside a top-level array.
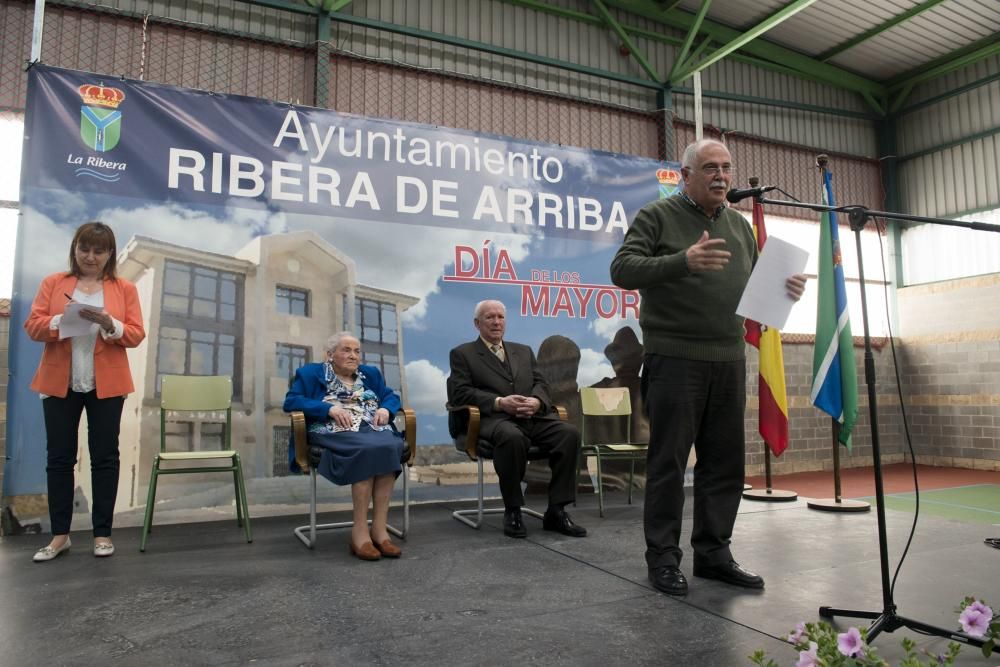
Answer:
[{"left": 610, "top": 139, "right": 806, "bottom": 596}]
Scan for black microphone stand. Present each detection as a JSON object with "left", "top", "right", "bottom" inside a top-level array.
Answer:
[{"left": 756, "top": 189, "right": 1000, "bottom": 653}]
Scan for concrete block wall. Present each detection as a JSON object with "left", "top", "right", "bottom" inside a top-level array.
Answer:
[{"left": 896, "top": 274, "right": 1000, "bottom": 470}]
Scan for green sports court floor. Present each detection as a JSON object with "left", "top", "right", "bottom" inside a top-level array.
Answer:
[{"left": 862, "top": 483, "right": 1000, "bottom": 525}]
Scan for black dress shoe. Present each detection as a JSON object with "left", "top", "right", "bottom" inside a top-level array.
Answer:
[
  {"left": 648, "top": 565, "right": 688, "bottom": 596},
  {"left": 503, "top": 509, "right": 527, "bottom": 538},
  {"left": 693, "top": 560, "right": 764, "bottom": 589},
  {"left": 542, "top": 508, "right": 587, "bottom": 537}
]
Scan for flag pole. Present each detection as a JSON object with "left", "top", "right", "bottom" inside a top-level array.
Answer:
[
  {"left": 804, "top": 155, "right": 866, "bottom": 514},
  {"left": 744, "top": 446, "right": 797, "bottom": 501},
  {"left": 807, "top": 418, "right": 870, "bottom": 512},
  {"left": 740, "top": 176, "right": 796, "bottom": 503}
]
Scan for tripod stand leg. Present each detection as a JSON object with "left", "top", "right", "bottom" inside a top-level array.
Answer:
[
  {"left": 819, "top": 606, "right": 880, "bottom": 620},
  {"left": 819, "top": 608, "right": 998, "bottom": 652},
  {"left": 895, "top": 616, "right": 998, "bottom": 652}
]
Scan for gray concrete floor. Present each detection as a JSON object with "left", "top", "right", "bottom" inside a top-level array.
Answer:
[{"left": 2, "top": 488, "right": 998, "bottom": 666}]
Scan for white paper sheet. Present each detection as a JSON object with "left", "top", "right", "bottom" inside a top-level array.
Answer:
[
  {"left": 58, "top": 303, "right": 98, "bottom": 339},
  {"left": 736, "top": 235, "right": 809, "bottom": 331}
]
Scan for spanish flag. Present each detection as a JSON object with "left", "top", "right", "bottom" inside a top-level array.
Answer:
[{"left": 743, "top": 200, "right": 790, "bottom": 456}]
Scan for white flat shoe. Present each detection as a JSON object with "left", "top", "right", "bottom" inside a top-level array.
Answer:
[
  {"left": 33, "top": 538, "right": 71, "bottom": 562},
  {"left": 93, "top": 541, "right": 115, "bottom": 557}
]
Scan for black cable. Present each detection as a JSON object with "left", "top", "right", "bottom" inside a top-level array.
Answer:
[
  {"left": 871, "top": 217, "right": 921, "bottom": 602},
  {"left": 773, "top": 187, "right": 801, "bottom": 202}
]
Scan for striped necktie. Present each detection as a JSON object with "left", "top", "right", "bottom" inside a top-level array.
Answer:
[{"left": 490, "top": 343, "right": 505, "bottom": 363}]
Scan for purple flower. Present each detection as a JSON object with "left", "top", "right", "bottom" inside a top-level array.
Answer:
[
  {"left": 795, "top": 641, "right": 818, "bottom": 667},
  {"left": 967, "top": 600, "right": 993, "bottom": 619},
  {"left": 787, "top": 622, "right": 807, "bottom": 645},
  {"left": 837, "top": 626, "right": 864, "bottom": 657},
  {"left": 959, "top": 602, "right": 993, "bottom": 637}
]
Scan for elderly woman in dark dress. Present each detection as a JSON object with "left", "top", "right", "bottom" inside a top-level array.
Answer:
[{"left": 283, "top": 332, "right": 406, "bottom": 561}]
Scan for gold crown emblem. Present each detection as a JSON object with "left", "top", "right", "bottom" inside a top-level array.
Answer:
[
  {"left": 78, "top": 84, "right": 125, "bottom": 109},
  {"left": 656, "top": 168, "right": 681, "bottom": 185}
]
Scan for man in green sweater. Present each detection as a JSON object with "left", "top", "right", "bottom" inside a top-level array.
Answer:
[{"left": 610, "top": 139, "right": 806, "bottom": 596}]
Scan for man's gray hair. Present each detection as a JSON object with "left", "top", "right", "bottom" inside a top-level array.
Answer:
[
  {"left": 324, "top": 331, "right": 359, "bottom": 354},
  {"left": 681, "top": 139, "right": 728, "bottom": 169},
  {"left": 474, "top": 299, "right": 506, "bottom": 320}
]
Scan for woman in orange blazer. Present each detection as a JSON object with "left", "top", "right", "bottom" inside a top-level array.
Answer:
[{"left": 24, "top": 222, "right": 145, "bottom": 562}]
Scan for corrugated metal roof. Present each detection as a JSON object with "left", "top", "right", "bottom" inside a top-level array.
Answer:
[
  {"left": 673, "top": 0, "right": 999, "bottom": 82},
  {"left": 329, "top": 0, "right": 884, "bottom": 156}
]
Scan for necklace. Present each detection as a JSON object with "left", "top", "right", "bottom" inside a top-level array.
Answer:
[{"left": 77, "top": 279, "right": 103, "bottom": 294}]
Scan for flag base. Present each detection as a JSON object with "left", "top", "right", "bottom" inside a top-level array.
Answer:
[
  {"left": 742, "top": 488, "right": 797, "bottom": 502},
  {"left": 807, "top": 497, "right": 870, "bottom": 512}
]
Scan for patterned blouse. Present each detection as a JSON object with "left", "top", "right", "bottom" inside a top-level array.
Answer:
[{"left": 307, "top": 363, "right": 392, "bottom": 435}]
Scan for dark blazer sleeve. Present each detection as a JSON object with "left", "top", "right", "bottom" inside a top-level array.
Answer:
[
  {"left": 282, "top": 364, "right": 331, "bottom": 421},
  {"left": 448, "top": 344, "right": 499, "bottom": 417},
  {"left": 361, "top": 364, "right": 400, "bottom": 419},
  {"left": 524, "top": 345, "right": 553, "bottom": 414}
]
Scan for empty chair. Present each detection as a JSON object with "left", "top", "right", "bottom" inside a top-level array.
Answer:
[
  {"left": 141, "top": 375, "right": 251, "bottom": 551},
  {"left": 579, "top": 386, "right": 647, "bottom": 517}
]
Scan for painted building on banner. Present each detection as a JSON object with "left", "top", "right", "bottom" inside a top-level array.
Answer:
[{"left": 99, "top": 231, "right": 417, "bottom": 512}]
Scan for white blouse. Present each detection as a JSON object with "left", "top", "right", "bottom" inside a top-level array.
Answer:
[{"left": 44, "top": 287, "right": 124, "bottom": 396}]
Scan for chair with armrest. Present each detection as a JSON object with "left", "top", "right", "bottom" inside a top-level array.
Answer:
[
  {"left": 289, "top": 408, "right": 416, "bottom": 548},
  {"left": 578, "top": 386, "right": 648, "bottom": 517},
  {"left": 447, "top": 403, "right": 567, "bottom": 529},
  {"left": 141, "top": 375, "right": 251, "bottom": 552}
]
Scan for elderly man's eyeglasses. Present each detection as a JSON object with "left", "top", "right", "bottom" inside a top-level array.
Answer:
[{"left": 700, "top": 164, "right": 732, "bottom": 175}]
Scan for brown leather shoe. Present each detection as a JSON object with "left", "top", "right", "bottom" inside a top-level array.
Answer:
[
  {"left": 373, "top": 538, "right": 401, "bottom": 558},
  {"left": 349, "top": 541, "right": 381, "bottom": 561}
]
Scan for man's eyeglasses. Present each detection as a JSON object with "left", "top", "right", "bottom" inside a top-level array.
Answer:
[{"left": 700, "top": 165, "right": 733, "bottom": 175}]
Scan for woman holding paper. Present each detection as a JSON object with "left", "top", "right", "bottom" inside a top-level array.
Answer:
[{"left": 24, "top": 222, "right": 145, "bottom": 562}]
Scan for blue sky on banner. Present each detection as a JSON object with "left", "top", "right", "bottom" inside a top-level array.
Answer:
[{"left": 6, "top": 66, "right": 676, "bottom": 494}]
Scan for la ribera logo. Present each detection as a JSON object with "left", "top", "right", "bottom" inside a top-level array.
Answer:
[
  {"left": 656, "top": 167, "right": 682, "bottom": 199},
  {"left": 78, "top": 84, "right": 125, "bottom": 152}
]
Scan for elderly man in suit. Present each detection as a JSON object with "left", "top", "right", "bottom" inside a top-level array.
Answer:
[{"left": 448, "top": 299, "right": 587, "bottom": 539}]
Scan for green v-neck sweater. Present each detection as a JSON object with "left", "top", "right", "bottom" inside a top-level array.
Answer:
[{"left": 610, "top": 195, "right": 757, "bottom": 362}]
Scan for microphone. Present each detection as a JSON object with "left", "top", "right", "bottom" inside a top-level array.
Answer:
[{"left": 726, "top": 185, "right": 776, "bottom": 203}]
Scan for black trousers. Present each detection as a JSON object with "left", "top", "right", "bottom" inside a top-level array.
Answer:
[
  {"left": 480, "top": 416, "right": 580, "bottom": 510},
  {"left": 42, "top": 391, "right": 125, "bottom": 537},
  {"left": 641, "top": 354, "right": 746, "bottom": 569}
]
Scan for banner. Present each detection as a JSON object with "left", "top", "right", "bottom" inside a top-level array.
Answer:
[{"left": 6, "top": 65, "right": 678, "bottom": 517}]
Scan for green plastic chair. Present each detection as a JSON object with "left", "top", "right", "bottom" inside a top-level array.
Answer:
[
  {"left": 578, "top": 386, "right": 648, "bottom": 517},
  {"left": 140, "top": 375, "right": 252, "bottom": 551}
]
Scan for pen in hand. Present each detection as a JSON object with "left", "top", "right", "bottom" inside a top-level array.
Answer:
[{"left": 64, "top": 292, "right": 75, "bottom": 302}]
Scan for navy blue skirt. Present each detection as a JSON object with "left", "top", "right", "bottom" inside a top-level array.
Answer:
[{"left": 307, "top": 423, "right": 405, "bottom": 486}]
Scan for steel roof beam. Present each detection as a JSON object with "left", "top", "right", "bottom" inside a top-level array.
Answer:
[
  {"left": 671, "top": 0, "right": 819, "bottom": 84},
  {"left": 669, "top": 0, "right": 713, "bottom": 82},
  {"left": 503, "top": 0, "right": 603, "bottom": 24},
  {"left": 499, "top": 0, "right": 877, "bottom": 95},
  {"left": 592, "top": 0, "right": 662, "bottom": 82},
  {"left": 817, "top": 0, "right": 949, "bottom": 62},
  {"left": 605, "top": 0, "right": 885, "bottom": 97},
  {"left": 329, "top": 12, "right": 663, "bottom": 89}
]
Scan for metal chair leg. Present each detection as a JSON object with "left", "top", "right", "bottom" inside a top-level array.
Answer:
[
  {"left": 140, "top": 460, "right": 160, "bottom": 552},
  {"left": 452, "top": 457, "right": 543, "bottom": 528},
  {"left": 595, "top": 451, "right": 604, "bottom": 517},
  {"left": 233, "top": 465, "right": 243, "bottom": 527},
  {"left": 628, "top": 459, "right": 635, "bottom": 505},
  {"left": 234, "top": 454, "right": 252, "bottom": 543}
]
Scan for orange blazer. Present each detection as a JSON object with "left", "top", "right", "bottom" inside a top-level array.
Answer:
[{"left": 25, "top": 272, "right": 146, "bottom": 399}]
